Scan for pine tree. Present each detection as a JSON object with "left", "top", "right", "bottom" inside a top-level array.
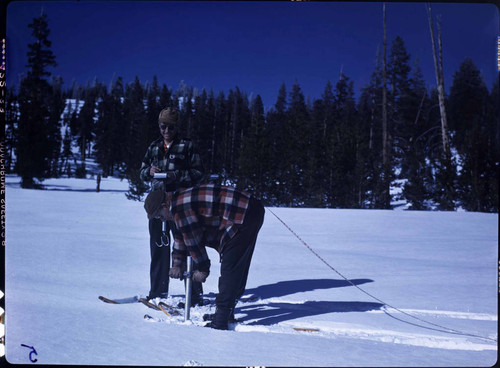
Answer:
[
  {"left": 388, "top": 36, "right": 411, "bottom": 172},
  {"left": 238, "top": 95, "right": 271, "bottom": 198},
  {"left": 266, "top": 83, "right": 288, "bottom": 205},
  {"left": 25, "top": 13, "right": 57, "bottom": 80},
  {"left": 75, "top": 81, "right": 100, "bottom": 177},
  {"left": 145, "top": 76, "right": 163, "bottom": 146},
  {"left": 359, "top": 46, "right": 385, "bottom": 209},
  {"left": 356, "top": 89, "right": 373, "bottom": 197},
  {"left": 386, "top": 38, "right": 433, "bottom": 209},
  {"left": 226, "top": 87, "right": 251, "bottom": 180},
  {"left": 380, "top": 3, "right": 391, "bottom": 209},
  {"left": 4, "top": 87, "right": 18, "bottom": 173},
  {"left": 329, "top": 75, "right": 359, "bottom": 208},
  {"left": 123, "top": 77, "right": 149, "bottom": 199},
  {"left": 192, "top": 88, "right": 210, "bottom": 162},
  {"left": 61, "top": 126, "right": 73, "bottom": 177},
  {"left": 284, "top": 80, "right": 310, "bottom": 206},
  {"left": 16, "top": 12, "right": 60, "bottom": 188},
  {"left": 159, "top": 84, "right": 173, "bottom": 110},
  {"left": 212, "top": 91, "right": 228, "bottom": 178},
  {"left": 448, "top": 58, "right": 495, "bottom": 211},
  {"left": 401, "top": 61, "right": 434, "bottom": 210},
  {"left": 309, "top": 81, "right": 335, "bottom": 207},
  {"left": 47, "top": 75, "right": 65, "bottom": 177},
  {"left": 204, "top": 89, "right": 218, "bottom": 176},
  {"left": 95, "top": 77, "right": 124, "bottom": 177},
  {"left": 486, "top": 79, "right": 499, "bottom": 212},
  {"left": 123, "top": 77, "right": 147, "bottom": 169},
  {"left": 354, "top": 88, "right": 377, "bottom": 208},
  {"left": 176, "top": 81, "right": 194, "bottom": 137}
]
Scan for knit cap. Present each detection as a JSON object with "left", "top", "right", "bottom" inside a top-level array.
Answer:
[
  {"left": 144, "top": 190, "right": 167, "bottom": 219},
  {"left": 158, "top": 108, "right": 179, "bottom": 125}
]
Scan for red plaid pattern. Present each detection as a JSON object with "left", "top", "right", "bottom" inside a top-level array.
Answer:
[{"left": 171, "top": 184, "right": 251, "bottom": 271}]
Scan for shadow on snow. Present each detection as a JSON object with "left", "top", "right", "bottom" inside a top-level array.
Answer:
[
  {"left": 242, "top": 278, "right": 374, "bottom": 300},
  {"left": 6, "top": 181, "right": 127, "bottom": 193},
  {"left": 238, "top": 278, "right": 383, "bottom": 326}
]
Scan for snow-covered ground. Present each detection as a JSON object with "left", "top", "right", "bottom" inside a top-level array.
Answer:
[{"left": 4, "top": 175, "right": 498, "bottom": 366}]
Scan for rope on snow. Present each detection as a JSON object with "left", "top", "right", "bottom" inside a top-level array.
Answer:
[{"left": 267, "top": 207, "right": 497, "bottom": 343}]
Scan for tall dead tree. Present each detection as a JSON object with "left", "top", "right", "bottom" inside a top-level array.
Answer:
[
  {"left": 427, "top": 3, "right": 450, "bottom": 156},
  {"left": 382, "top": 3, "right": 388, "bottom": 168},
  {"left": 381, "top": 2, "right": 391, "bottom": 208},
  {"left": 427, "top": 3, "right": 455, "bottom": 210}
]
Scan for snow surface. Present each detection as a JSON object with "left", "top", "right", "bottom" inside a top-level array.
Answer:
[{"left": 4, "top": 175, "right": 498, "bottom": 366}]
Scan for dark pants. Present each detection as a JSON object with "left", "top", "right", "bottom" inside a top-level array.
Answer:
[
  {"left": 216, "top": 197, "right": 265, "bottom": 309},
  {"left": 148, "top": 218, "right": 171, "bottom": 299},
  {"left": 148, "top": 219, "right": 203, "bottom": 301}
]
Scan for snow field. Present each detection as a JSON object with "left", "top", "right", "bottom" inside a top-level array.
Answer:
[{"left": 4, "top": 175, "right": 498, "bottom": 366}]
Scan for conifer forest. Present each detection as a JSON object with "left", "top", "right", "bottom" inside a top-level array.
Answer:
[{"left": 4, "top": 12, "right": 499, "bottom": 212}]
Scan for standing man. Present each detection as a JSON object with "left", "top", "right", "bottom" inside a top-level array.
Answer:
[
  {"left": 140, "top": 107, "right": 205, "bottom": 304},
  {"left": 144, "top": 184, "right": 265, "bottom": 330}
]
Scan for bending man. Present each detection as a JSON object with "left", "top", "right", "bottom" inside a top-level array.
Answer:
[{"left": 144, "top": 184, "right": 265, "bottom": 330}]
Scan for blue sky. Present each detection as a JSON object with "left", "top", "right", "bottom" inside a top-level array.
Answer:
[{"left": 5, "top": 1, "right": 499, "bottom": 110}]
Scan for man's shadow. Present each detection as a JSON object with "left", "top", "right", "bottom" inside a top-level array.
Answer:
[{"left": 236, "top": 278, "right": 384, "bottom": 326}]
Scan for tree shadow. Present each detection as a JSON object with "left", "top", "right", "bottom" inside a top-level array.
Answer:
[
  {"left": 239, "top": 300, "right": 384, "bottom": 326},
  {"left": 42, "top": 184, "right": 127, "bottom": 193},
  {"left": 5, "top": 181, "right": 127, "bottom": 193},
  {"left": 233, "top": 278, "right": 382, "bottom": 326},
  {"left": 241, "top": 278, "right": 374, "bottom": 300}
]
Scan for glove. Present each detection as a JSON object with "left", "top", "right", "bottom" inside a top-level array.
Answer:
[
  {"left": 165, "top": 171, "right": 177, "bottom": 184},
  {"left": 169, "top": 266, "right": 184, "bottom": 280},
  {"left": 192, "top": 270, "right": 209, "bottom": 283}
]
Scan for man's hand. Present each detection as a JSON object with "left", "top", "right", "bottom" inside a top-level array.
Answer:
[
  {"left": 164, "top": 171, "right": 177, "bottom": 184},
  {"left": 169, "top": 266, "right": 184, "bottom": 280},
  {"left": 149, "top": 165, "right": 161, "bottom": 176},
  {"left": 192, "top": 270, "right": 209, "bottom": 283}
]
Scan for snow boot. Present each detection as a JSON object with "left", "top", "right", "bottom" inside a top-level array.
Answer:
[
  {"left": 206, "top": 306, "right": 232, "bottom": 330},
  {"left": 203, "top": 307, "right": 236, "bottom": 323},
  {"left": 191, "top": 281, "right": 204, "bottom": 307}
]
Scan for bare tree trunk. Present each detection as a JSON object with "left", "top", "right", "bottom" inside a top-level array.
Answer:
[
  {"left": 230, "top": 106, "right": 237, "bottom": 174},
  {"left": 210, "top": 113, "right": 216, "bottom": 173},
  {"left": 427, "top": 3, "right": 450, "bottom": 156},
  {"left": 369, "top": 96, "right": 374, "bottom": 150},
  {"left": 414, "top": 90, "right": 427, "bottom": 126},
  {"left": 81, "top": 134, "right": 86, "bottom": 172},
  {"left": 382, "top": 3, "right": 388, "bottom": 168},
  {"left": 427, "top": 3, "right": 455, "bottom": 210},
  {"left": 381, "top": 2, "right": 390, "bottom": 208}
]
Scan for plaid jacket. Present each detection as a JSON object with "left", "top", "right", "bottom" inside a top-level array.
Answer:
[
  {"left": 140, "top": 137, "right": 204, "bottom": 192},
  {"left": 171, "top": 184, "right": 251, "bottom": 272}
]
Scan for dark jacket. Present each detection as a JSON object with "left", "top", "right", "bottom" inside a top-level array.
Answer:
[{"left": 140, "top": 136, "right": 204, "bottom": 192}]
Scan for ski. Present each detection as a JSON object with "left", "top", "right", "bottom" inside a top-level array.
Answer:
[
  {"left": 99, "top": 296, "right": 119, "bottom": 304},
  {"left": 98, "top": 295, "right": 181, "bottom": 316},
  {"left": 139, "top": 297, "right": 162, "bottom": 311},
  {"left": 158, "top": 301, "right": 182, "bottom": 316},
  {"left": 98, "top": 295, "right": 140, "bottom": 304},
  {"left": 138, "top": 298, "right": 183, "bottom": 316}
]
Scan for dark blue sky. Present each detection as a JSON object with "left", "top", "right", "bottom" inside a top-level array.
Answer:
[{"left": 6, "top": 1, "right": 499, "bottom": 110}]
